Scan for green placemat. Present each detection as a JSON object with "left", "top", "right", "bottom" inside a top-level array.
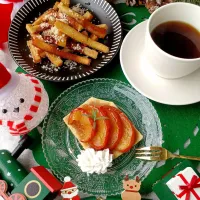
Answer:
[{"left": 16, "top": 3, "right": 200, "bottom": 197}]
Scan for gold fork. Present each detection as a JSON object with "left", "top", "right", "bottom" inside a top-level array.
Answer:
[{"left": 135, "top": 146, "right": 200, "bottom": 161}]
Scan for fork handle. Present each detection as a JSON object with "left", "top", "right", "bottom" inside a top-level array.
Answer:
[{"left": 172, "top": 154, "right": 200, "bottom": 161}]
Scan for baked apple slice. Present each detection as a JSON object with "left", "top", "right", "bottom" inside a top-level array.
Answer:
[
  {"left": 102, "top": 106, "right": 136, "bottom": 153},
  {"left": 100, "top": 106, "right": 123, "bottom": 150},
  {"left": 82, "top": 105, "right": 110, "bottom": 150},
  {"left": 116, "top": 113, "right": 136, "bottom": 152},
  {"left": 68, "top": 108, "right": 95, "bottom": 142}
]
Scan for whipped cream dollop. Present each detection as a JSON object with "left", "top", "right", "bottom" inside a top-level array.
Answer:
[{"left": 76, "top": 148, "right": 113, "bottom": 175}]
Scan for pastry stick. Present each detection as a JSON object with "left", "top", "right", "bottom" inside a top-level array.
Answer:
[
  {"left": 33, "top": 9, "right": 55, "bottom": 25},
  {"left": 45, "top": 52, "right": 63, "bottom": 67},
  {"left": 55, "top": 21, "right": 109, "bottom": 53},
  {"left": 77, "top": 17, "right": 107, "bottom": 38},
  {"left": 27, "top": 40, "right": 41, "bottom": 63},
  {"left": 30, "top": 24, "right": 67, "bottom": 48},
  {"left": 30, "top": 27, "right": 67, "bottom": 48},
  {"left": 60, "top": 11, "right": 93, "bottom": 32},
  {"left": 90, "top": 24, "right": 108, "bottom": 41},
  {"left": 32, "top": 38, "right": 91, "bottom": 65},
  {"left": 56, "top": 32, "right": 68, "bottom": 47},
  {"left": 62, "top": 47, "right": 72, "bottom": 53},
  {"left": 58, "top": 3, "right": 107, "bottom": 38},
  {"left": 31, "top": 34, "right": 43, "bottom": 40},
  {"left": 83, "top": 47, "right": 98, "bottom": 59},
  {"left": 46, "top": 15, "right": 57, "bottom": 25},
  {"left": 61, "top": 0, "right": 70, "bottom": 7},
  {"left": 53, "top": 2, "right": 60, "bottom": 10},
  {"left": 37, "top": 49, "right": 46, "bottom": 58},
  {"left": 26, "top": 23, "right": 51, "bottom": 34},
  {"left": 56, "top": 12, "right": 83, "bottom": 31},
  {"left": 58, "top": 3, "right": 80, "bottom": 19},
  {"left": 69, "top": 42, "right": 98, "bottom": 59},
  {"left": 97, "top": 24, "right": 108, "bottom": 29},
  {"left": 66, "top": 16, "right": 83, "bottom": 31},
  {"left": 83, "top": 11, "right": 93, "bottom": 21},
  {"left": 39, "top": 52, "right": 46, "bottom": 58},
  {"left": 26, "top": 24, "right": 39, "bottom": 34},
  {"left": 81, "top": 30, "right": 89, "bottom": 36},
  {"left": 90, "top": 34, "right": 98, "bottom": 41}
]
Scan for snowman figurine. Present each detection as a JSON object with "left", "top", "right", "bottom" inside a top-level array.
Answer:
[{"left": 0, "top": 63, "right": 49, "bottom": 136}]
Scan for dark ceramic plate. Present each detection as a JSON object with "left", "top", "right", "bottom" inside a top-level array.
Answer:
[{"left": 9, "top": 0, "right": 122, "bottom": 82}]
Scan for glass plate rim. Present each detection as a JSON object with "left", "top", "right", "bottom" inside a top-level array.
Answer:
[{"left": 42, "top": 78, "right": 163, "bottom": 196}]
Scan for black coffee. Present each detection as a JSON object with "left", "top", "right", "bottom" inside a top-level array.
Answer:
[{"left": 151, "top": 21, "right": 200, "bottom": 59}]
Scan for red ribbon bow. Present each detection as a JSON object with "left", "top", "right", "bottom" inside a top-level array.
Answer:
[{"left": 177, "top": 174, "right": 200, "bottom": 200}]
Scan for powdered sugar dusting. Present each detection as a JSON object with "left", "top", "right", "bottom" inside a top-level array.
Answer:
[
  {"left": 26, "top": 3, "right": 104, "bottom": 75},
  {"left": 42, "top": 26, "right": 65, "bottom": 44},
  {"left": 71, "top": 3, "right": 87, "bottom": 15},
  {"left": 41, "top": 63, "right": 60, "bottom": 73},
  {"left": 58, "top": 12, "right": 67, "bottom": 19},
  {"left": 57, "top": 12, "right": 69, "bottom": 23},
  {"left": 43, "top": 11, "right": 57, "bottom": 21},
  {"left": 71, "top": 43, "right": 82, "bottom": 51},
  {"left": 40, "top": 59, "right": 79, "bottom": 73},
  {"left": 64, "top": 60, "right": 77, "bottom": 70},
  {"left": 40, "top": 22, "right": 50, "bottom": 29}
]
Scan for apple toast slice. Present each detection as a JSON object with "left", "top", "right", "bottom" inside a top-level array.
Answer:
[{"left": 63, "top": 97, "right": 143, "bottom": 159}]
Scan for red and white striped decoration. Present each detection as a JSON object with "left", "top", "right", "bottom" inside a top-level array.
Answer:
[
  {"left": 0, "top": 74, "right": 42, "bottom": 136},
  {"left": 0, "top": 120, "right": 28, "bottom": 135},
  {"left": 24, "top": 74, "right": 42, "bottom": 122}
]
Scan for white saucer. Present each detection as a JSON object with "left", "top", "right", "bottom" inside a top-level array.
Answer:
[{"left": 120, "top": 21, "right": 200, "bottom": 105}]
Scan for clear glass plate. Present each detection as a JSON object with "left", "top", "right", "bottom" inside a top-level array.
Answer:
[{"left": 42, "top": 78, "right": 162, "bottom": 196}]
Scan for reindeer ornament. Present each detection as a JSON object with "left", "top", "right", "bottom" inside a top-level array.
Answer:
[{"left": 121, "top": 175, "right": 142, "bottom": 200}]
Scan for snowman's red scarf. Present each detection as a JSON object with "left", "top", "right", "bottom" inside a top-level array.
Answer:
[{"left": 0, "top": 74, "right": 42, "bottom": 136}]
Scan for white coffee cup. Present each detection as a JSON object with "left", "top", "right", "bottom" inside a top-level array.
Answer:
[{"left": 143, "top": 2, "right": 200, "bottom": 79}]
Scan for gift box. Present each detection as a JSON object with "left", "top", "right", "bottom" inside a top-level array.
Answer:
[
  {"left": 153, "top": 160, "right": 200, "bottom": 200},
  {"left": 167, "top": 167, "right": 200, "bottom": 200}
]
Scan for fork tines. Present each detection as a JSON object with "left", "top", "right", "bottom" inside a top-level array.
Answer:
[
  {"left": 135, "top": 146, "right": 162, "bottom": 161},
  {"left": 136, "top": 146, "right": 162, "bottom": 151}
]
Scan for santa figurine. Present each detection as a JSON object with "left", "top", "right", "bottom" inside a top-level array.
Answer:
[
  {"left": 61, "top": 177, "right": 80, "bottom": 200},
  {"left": 0, "top": 62, "right": 49, "bottom": 136}
]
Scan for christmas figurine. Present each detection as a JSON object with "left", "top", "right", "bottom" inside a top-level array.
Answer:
[
  {"left": 0, "top": 63, "right": 49, "bottom": 136},
  {"left": 125, "top": 0, "right": 145, "bottom": 7},
  {"left": 61, "top": 177, "right": 80, "bottom": 200},
  {"left": 167, "top": 167, "right": 200, "bottom": 200},
  {"left": 125, "top": 0, "right": 174, "bottom": 13},
  {"left": 153, "top": 160, "right": 200, "bottom": 200},
  {"left": 145, "top": 0, "right": 174, "bottom": 13},
  {"left": 121, "top": 175, "right": 142, "bottom": 200},
  {"left": 0, "top": 151, "right": 63, "bottom": 200},
  {"left": 0, "top": 137, "right": 62, "bottom": 200}
]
